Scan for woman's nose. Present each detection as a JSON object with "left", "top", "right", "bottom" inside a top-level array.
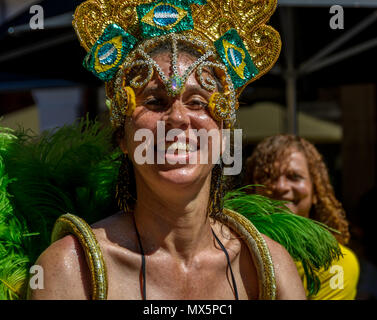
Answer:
[
  {"left": 274, "top": 176, "right": 290, "bottom": 195},
  {"left": 164, "top": 99, "right": 190, "bottom": 131}
]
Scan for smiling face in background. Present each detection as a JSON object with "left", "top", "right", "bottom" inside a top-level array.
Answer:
[
  {"left": 269, "top": 149, "right": 314, "bottom": 218},
  {"left": 122, "top": 49, "right": 222, "bottom": 192}
]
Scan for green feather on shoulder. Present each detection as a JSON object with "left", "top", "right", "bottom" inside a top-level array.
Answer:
[
  {"left": 0, "top": 118, "right": 121, "bottom": 299},
  {"left": 224, "top": 187, "right": 342, "bottom": 296}
]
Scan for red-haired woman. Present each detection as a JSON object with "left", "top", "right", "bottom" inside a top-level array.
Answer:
[{"left": 245, "top": 134, "right": 359, "bottom": 299}]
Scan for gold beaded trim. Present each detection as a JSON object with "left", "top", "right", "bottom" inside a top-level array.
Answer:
[
  {"left": 51, "top": 213, "right": 108, "bottom": 300},
  {"left": 219, "top": 208, "right": 277, "bottom": 300}
]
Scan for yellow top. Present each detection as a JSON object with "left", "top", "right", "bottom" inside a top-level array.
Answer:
[{"left": 296, "top": 244, "right": 360, "bottom": 300}]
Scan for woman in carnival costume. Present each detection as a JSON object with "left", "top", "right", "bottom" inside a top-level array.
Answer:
[
  {"left": 245, "top": 134, "right": 360, "bottom": 299},
  {"left": 0, "top": 0, "right": 340, "bottom": 300}
]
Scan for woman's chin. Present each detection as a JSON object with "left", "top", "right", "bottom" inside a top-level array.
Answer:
[
  {"left": 283, "top": 203, "right": 310, "bottom": 218},
  {"left": 284, "top": 203, "right": 298, "bottom": 214},
  {"left": 155, "top": 164, "right": 209, "bottom": 187}
]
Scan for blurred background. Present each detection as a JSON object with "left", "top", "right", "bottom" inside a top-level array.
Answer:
[{"left": 0, "top": 0, "right": 376, "bottom": 299}]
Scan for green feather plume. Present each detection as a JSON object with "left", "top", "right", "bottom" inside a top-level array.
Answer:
[
  {"left": 0, "top": 117, "right": 121, "bottom": 299},
  {"left": 0, "top": 127, "right": 29, "bottom": 299},
  {"left": 0, "top": 254, "right": 29, "bottom": 300},
  {"left": 224, "top": 186, "right": 342, "bottom": 297}
]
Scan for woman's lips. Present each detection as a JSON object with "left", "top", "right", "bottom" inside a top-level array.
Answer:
[
  {"left": 164, "top": 150, "right": 195, "bottom": 163},
  {"left": 154, "top": 136, "right": 201, "bottom": 164},
  {"left": 165, "top": 141, "right": 198, "bottom": 153}
]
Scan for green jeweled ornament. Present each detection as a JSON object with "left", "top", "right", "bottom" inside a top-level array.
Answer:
[
  {"left": 137, "top": 0, "right": 195, "bottom": 39},
  {"left": 167, "top": 74, "right": 184, "bottom": 96},
  {"left": 83, "top": 24, "right": 138, "bottom": 82},
  {"left": 214, "top": 29, "right": 259, "bottom": 89}
]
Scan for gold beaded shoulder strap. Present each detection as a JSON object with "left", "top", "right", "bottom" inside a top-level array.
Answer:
[
  {"left": 51, "top": 213, "right": 108, "bottom": 300},
  {"left": 51, "top": 210, "right": 276, "bottom": 300},
  {"left": 218, "top": 208, "right": 277, "bottom": 300}
]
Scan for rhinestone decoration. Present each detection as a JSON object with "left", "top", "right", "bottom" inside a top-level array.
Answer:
[
  {"left": 167, "top": 74, "right": 184, "bottom": 96},
  {"left": 208, "top": 92, "right": 232, "bottom": 121}
]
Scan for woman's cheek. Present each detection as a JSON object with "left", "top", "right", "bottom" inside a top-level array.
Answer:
[
  {"left": 191, "top": 111, "right": 218, "bottom": 128},
  {"left": 127, "top": 109, "right": 162, "bottom": 145},
  {"left": 297, "top": 180, "right": 313, "bottom": 198},
  {"left": 131, "top": 107, "right": 158, "bottom": 128},
  {"left": 295, "top": 182, "right": 313, "bottom": 216}
]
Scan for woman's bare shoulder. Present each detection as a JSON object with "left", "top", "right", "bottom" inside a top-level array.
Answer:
[
  {"left": 90, "top": 211, "right": 136, "bottom": 250},
  {"left": 261, "top": 234, "right": 292, "bottom": 262},
  {"left": 261, "top": 234, "right": 307, "bottom": 300},
  {"left": 28, "top": 212, "right": 135, "bottom": 300},
  {"left": 28, "top": 234, "right": 91, "bottom": 300}
]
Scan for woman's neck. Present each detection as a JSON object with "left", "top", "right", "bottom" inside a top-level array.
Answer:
[{"left": 132, "top": 173, "right": 214, "bottom": 263}]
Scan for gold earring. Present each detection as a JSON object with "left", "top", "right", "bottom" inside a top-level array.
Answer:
[
  {"left": 116, "top": 86, "right": 136, "bottom": 117},
  {"left": 124, "top": 86, "right": 136, "bottom": 117},
  {"left": 208, "top": 92, "right": 231, "bottom": 121}
]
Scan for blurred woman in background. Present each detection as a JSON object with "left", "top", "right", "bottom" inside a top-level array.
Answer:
[{"left": 244, "top": 134, "right": 360, "bottom": 300}]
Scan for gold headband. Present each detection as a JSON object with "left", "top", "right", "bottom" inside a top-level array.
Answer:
[{"left": 73, "top": 0, "right": 281, "bottom": 127}]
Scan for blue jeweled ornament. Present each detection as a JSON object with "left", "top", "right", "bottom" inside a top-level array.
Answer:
[
  {"left": 98, "top": 43, "right": 118, "bottom": 65},
  {"left": 227, "top": 47, "right": 243, "bottom": 69},
  {"left": 137, "top": 0, "right": 194, "bottom": 39},
  {"left": 153, "top": 5, "right": 180, "bottom": 27}
]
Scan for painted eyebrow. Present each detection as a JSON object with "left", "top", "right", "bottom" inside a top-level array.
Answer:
[
  {"left": 183, "top": 85, "right": 213, "bottom": 98},
  {"left": 141, "top": 85, "right": 166, "bottom": 97},
  {"left": 287, "top": 169, "right": 306, "bottom": 176},
  {"left": 140, "top": 84, "right": 213, "bottom": 100}
]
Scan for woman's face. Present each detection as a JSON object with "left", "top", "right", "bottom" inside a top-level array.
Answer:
[
  {"left": 268, "top": 149, "right": 314, "bottom": 217},
  {"left": 122, "top": 50, "right": 222, "bottom": 191}
]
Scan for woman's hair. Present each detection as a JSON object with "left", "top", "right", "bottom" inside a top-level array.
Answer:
[{"left": 244, "top": 134, "right": 350, "bottom": 244}]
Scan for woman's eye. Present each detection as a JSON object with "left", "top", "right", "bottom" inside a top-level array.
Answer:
[
  {"left": 144, "top": 98, "right": 167, "bottom": 110},
  {"left": 187, "top": 100, "right": 208, "bottom": 109},
  {"left": 145, "top": 98, "right": 163, "bottom": 105},
  {"left": 289, "top": 173, "right": 303, "bottom": 181}
]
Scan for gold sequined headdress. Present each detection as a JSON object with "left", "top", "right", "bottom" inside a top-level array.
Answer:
[{"left": 73, "top": 0, "right": 281, "bottom": 127}]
